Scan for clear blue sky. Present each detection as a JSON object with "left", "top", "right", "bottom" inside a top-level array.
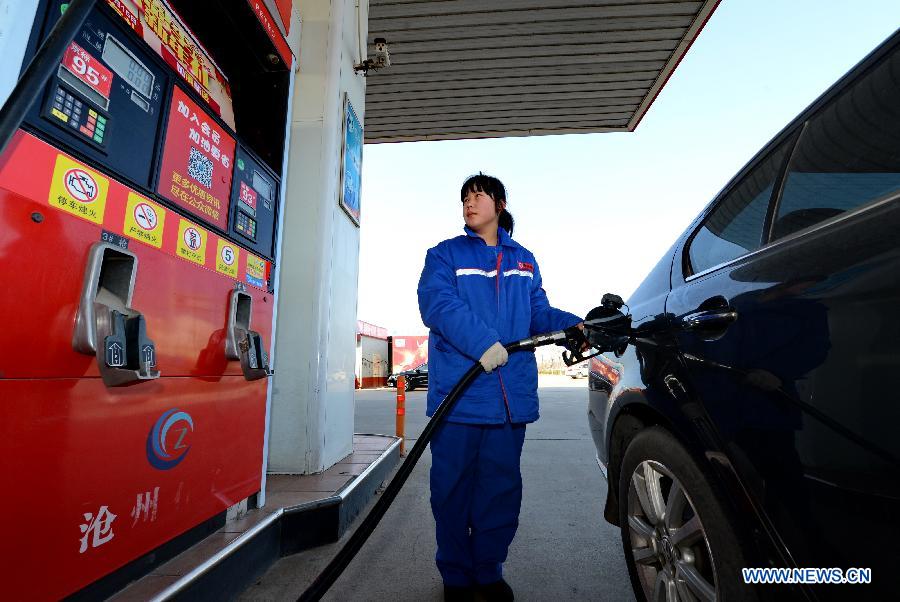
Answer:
[{"left": 358, "top": 0, "right": 900, "bottom": 336}]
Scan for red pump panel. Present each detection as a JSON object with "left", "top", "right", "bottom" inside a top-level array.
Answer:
[
  {"left": 0, "top": 132, "right": 273, "bottom": 380},
  {"left": 1, "top": 376, "right": 265, "bottom": 600},
  {"left": 1, "top": 0, "right": 289, "bottom": 597},
  {"left": 0, "top": 135, "right": 272, "bottom": 599}
]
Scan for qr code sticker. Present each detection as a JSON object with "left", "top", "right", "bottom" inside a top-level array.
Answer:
[{"left": 188, "top": 147, "right": 213, "bottom": 189}]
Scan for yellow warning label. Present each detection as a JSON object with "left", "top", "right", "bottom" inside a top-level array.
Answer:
[
  {"left": 215, "top": 238, "right": 240, "bottom": 278},
  {"left": 245, "top": 254, "right": 266, "bottom": 288},
  {"left": 124, "top": 193, "right": 167, "bottom": 248},
  {"left": 176, "top": 218, "right": 208, "bottom": 265},
  {"left": 48, "top": 155, "right": 108, "bottom": 224}
]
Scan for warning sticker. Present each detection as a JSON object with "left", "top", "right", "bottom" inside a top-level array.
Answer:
[
  {"left": 176, "top": 218, "right": 208, "bottom": 265},
  {"left": 215, "top": 238, "right": 239, "bottom": 278},
  {"left": 124, "top": 193, "right": 166, "bottom": 248},
  {"left": 245, "top": 254, "right": 266, "bottom": 288},
  {"left": 48, "top": 155, "right": 109, "bottom": 224}
]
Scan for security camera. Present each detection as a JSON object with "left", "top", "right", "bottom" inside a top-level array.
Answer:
[
  {"left": 373, "top": 38, "right": 391, "bottom": 68},
  {"left": 354, "top": 37, "right": 391, "bottom": 74}
]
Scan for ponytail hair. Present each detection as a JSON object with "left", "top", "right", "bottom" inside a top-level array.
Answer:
[
  {"left": 498, "top": 208, "right": 514, "bottom": 236},
  {"left": 460, "top": 172, "right": 515, "bottom": 236}
]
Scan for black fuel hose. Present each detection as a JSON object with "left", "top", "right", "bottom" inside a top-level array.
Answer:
[
  {"left": 0, "top": 0, "right": 97, "bottom": 159},
  {"left": 297, "top": 334, "right": 567, "bottom": 601}
]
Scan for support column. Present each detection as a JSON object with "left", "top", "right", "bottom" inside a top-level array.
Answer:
[{"left": 268, "top": 0, "right": 368, "bottom": 474}]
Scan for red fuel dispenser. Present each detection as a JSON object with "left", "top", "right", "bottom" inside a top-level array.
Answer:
[{"left": 0, "top": 0, "right": 295, "bottom": 598}]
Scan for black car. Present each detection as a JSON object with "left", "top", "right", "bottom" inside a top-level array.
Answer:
[
  {"left": 387, "top": 362, "right": 428, "bottom": 391},
  {"left": 587, "top": 31, "right": 900, "bottom": 602}
]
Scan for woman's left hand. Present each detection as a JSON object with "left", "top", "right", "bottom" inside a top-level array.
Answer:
[{"left": 576, "top": 323, "right": 590, "bottom": 352}]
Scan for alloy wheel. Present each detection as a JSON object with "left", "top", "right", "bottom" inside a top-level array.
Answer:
[{"left": 626, "top": 460, "right": 718, "bottom": 602}]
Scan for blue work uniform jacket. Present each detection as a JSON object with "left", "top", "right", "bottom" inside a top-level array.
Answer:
[{"left": 417, "top": 226, "right": 582, "bottom": 424}]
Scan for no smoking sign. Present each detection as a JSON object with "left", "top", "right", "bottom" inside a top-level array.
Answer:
[
  {"left": 134, "top": 203, "right": 158, "bottom": 230},
  {"left": 124, "top": 194, "right": 166, "bottom": 249}
]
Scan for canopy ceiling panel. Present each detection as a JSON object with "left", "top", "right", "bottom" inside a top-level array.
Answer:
[{"left": 365, "top": 0, "right": 719, "bottom": 142}]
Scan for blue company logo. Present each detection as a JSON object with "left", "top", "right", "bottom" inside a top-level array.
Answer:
[{"left": 146, "top": 409, "right": 194, "bottom": 470}]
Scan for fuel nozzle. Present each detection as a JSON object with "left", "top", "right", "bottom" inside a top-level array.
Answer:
[
  {"left": 237, "top": 328, "right": 272, "bottom": 381},
  {"left": 582, "top": 293, "right": 632, "bottom": 357},
  {"left": 513, "top": 294, "right": 632, "bottom": 365},
  {"left": 560, "top": 294, "right": 632, "bottom": 366},
  {"left": 560, "top": 323, "right": 598, "bottom": 367}
]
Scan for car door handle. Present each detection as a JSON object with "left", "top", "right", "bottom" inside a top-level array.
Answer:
[{"left": 681, "top": 309, "right": 738, "bottom": 330}]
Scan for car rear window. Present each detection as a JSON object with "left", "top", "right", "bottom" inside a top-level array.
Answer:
[{"left": 771, "top": 48, "right": 900, "bottom": 240}]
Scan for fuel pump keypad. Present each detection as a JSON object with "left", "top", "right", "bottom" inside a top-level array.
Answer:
[
  {"left": 51, "top": 87, "right": 81, "bottom": 127},
  {"left": 49, "top": 85, "right": 108, "bottom": 147},
  {"left": 235, "top": 210, "right": 257, "bottom": 241},
  {"left": 84, "top": 109, "right": 107, "bottom": 144}
]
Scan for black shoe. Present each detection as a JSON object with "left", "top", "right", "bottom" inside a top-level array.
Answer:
[
  {"left": 476, "top": 579, "right": 514, "bottom": 602},
  {"left": 444, "top": 584, "right": 475, "bottom": 602}
]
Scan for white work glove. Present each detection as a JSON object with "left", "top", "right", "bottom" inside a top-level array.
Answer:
[{"left": 479, "top": 342, "right": 508, "bottom": 373}]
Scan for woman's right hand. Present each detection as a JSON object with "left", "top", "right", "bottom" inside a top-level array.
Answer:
[{"left": 479, "top": 342, "right": 508, "bottom": 373}]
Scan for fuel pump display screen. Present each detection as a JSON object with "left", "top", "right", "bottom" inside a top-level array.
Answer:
[
  {"left": 253, "top": 171, "right": 273, "bottom": 204},
  {"left": 157, "top": 86, "right": 235, "bottom": 231},
  {"left": 230, "top": 146, "right": 278, "bottom": 259},
  {"left": 28, "top": 6, "right": 166, "bottom": 189},
  {"left": 102, "top": 34, "right": 154, "bottom": 99}
]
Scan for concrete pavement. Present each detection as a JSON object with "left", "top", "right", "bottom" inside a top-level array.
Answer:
[{"left": 239, "top": 375, "right": 635, "bottom": 601}]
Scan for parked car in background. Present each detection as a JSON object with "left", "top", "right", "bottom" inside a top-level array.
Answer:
[
  {"left": 387, "top": 362, "right": 428, "bottom": 391},
  {"left": 588, "top": 31, "right": 900, "bottom": 602},
  {"left": 565, "top": 360, "right": 590, "bottom": 378}
]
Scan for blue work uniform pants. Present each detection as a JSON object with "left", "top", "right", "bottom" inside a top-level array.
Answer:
[{"left": 429, "top": 420, "right": 527, "bottom": 586}]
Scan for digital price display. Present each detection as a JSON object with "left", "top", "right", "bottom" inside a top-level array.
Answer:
[
  {"left": 102, "top": 34, "right": 154, "bottom": 99},
  {"left": 253, "top": 170, "right": 273, "bottom": 203}
]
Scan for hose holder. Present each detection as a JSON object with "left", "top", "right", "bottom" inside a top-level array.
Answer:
[{"left": 225, "top": 287, "right": 272, "bottom": 381}]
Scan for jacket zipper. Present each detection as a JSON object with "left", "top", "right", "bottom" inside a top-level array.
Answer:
[
  {"left": 495, "top": 250, "right": 512, "bottom": 421},
  {"left": 495, "top": 251, "right": 502, "bottom": 308}
]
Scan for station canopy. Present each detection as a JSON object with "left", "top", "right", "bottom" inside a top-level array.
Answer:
[{"left": 365, "top": 0, "right": 719, "bottom": 143}]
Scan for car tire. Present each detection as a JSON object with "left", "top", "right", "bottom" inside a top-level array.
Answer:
[
  {"left": 618, "top": 426, "right": 756, "bottom": 602},
  {"left": 405, "top": 380, "right": 414, "bottom": 392}
]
